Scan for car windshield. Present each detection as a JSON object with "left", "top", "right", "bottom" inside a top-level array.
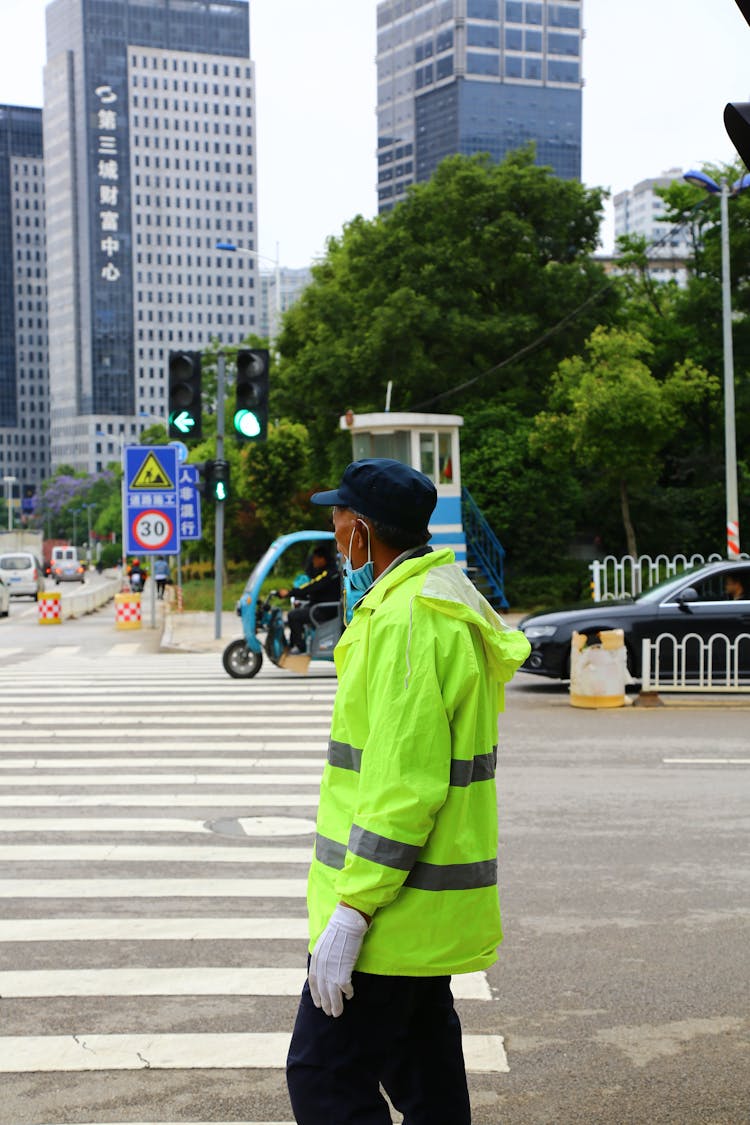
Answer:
[
  {"left": 0, "top": 556, "right": 30, "bottom": 570},
  {"left": 636, "top": 566, "right": 708, "bottom": 604}
]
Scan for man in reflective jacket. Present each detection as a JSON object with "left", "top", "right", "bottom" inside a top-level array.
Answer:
[{"left": 286, "top": 458, "right": 530, "bottom": 1125}]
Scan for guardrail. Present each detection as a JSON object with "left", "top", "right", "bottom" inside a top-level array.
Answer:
[
  {"left": 641, "top": 632, "right": 750, "bottom": 693},
  {"left": 55, "top": 575, "right": 121, "bottom": 621},
  {"left": 589, "top": 552, "right": 749, "bottom": 601}
]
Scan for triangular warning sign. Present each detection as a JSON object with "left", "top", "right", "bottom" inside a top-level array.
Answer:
[{"left": 130, "top": 451, "right": 174, "bottom": 490}]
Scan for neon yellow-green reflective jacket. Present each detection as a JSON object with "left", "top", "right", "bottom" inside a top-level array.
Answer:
[{"left": 307, "top": 547, "right": 531, "bottom": 976}]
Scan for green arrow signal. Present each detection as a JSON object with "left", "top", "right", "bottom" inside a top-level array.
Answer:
[{"left": 171, "top": 410, "right": 196, "bottom": 434}]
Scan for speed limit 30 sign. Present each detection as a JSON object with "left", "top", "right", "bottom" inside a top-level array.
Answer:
[
  {"left": 132, "top": 509, "right": 175, "bottom": 551},
  {"left": 124, "top": 446, "right": 180, "bottom": 555}
]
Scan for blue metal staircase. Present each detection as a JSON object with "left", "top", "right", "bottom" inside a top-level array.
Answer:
[{"left": 461, "top": 487, "right": 509, "bottom": 610}]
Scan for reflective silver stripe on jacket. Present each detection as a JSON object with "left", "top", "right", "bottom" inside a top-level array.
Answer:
[
  {"left": 449, "top": 748, "right": 497, "bottom": 787},
  {"left": 405, "top": 859, "right": 497, "bottom": 891},
  {"left": 348, "top": 824, "right": 421, "bottom": 871},
  {"left": 315, "top": 833, "right": 347, "bottom": 869},
  {"left": 327, "top": 740, "right": 496, "bottom": 784},
  {"left": 327, "top": 740, "right": 362, "bottom": 771},
  {"left": 315, "top": 832, "right": 496, "bottom": 891}
]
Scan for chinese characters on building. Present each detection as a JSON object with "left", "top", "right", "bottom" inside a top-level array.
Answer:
[{"left": 94, "top": 84, "right": 121, "bottom": 284}]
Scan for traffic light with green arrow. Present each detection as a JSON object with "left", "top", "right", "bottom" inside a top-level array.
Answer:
[
  {"left": 234, "top": 349, "right": 269, "bottom": 441},
  {"left": 168, "top": 351, "right": 203, "bottom": 441}
]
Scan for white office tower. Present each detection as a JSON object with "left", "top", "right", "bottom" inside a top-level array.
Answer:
[{"left": 44, "top": 0, "right": 258, "bottom": 471}]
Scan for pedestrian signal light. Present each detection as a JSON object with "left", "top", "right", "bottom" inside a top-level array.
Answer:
[
  {"left": 211, "top": 459, "right": 230, "bottom": 502},
  {"left": 168, "top": 350, "right": 203, "bottom": 441},
  {"left": 234, "top": 348, "right": 269, "bottom": 441}
]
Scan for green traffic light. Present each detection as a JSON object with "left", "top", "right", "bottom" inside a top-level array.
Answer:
[
  {"left": 234, "top": 408, "right": 261, "bottom": 439},
  {"left": 214, "top": 481, "right": 228, "bottom": 502}
]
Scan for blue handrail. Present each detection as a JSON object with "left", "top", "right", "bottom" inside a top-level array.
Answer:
[{"left": 461, "top": 487, "right": 508, "bottom": 609}]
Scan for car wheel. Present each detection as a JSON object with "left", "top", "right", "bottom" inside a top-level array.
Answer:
[{"left": 222, "top": 639, "right": 262, "bottom": 679}]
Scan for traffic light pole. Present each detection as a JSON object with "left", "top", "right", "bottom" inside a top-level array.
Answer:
[{"left": 214, "top": 351, "right": 226, "bottom": 639}]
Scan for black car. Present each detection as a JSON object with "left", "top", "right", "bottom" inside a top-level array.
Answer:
[{"left": 519, "top": 561, "right": 750, "bottom": 680}]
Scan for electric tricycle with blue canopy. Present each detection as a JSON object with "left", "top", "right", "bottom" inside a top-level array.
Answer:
[{"left": 222, "top": 530, "right": 342, "bottom": 679}]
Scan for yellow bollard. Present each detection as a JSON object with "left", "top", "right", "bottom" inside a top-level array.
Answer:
[
  {"left": 114, "top": 592, "right": 142, "bottom": 630},
  {"left": 37, "top": 591, "right": 62, "bottom": 625}
]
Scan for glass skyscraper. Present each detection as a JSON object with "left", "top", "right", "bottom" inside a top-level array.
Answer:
[
  {"left": 44, "top": 0, "right": 257, "bottom": 471},
  {"left": 376, "top": 0, "right": 583, "bottom": 211},
  {"left": 0, "top": 105, "right": 49, "bottom": 491}
]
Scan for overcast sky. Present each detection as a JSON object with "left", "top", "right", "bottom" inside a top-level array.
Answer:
[{"left": 0, "top": 0, "right": 748, "bottom": 268}]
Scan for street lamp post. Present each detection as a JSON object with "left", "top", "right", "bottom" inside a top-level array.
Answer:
[
  {"left": 2, "top": 475, "right": 17, "bottom": 532},
  {"left": 683, "top": 169, "right": 748, "bottom": 559},
  {"left": 216, "top": 240, "right": 282, "bottom": 341}
]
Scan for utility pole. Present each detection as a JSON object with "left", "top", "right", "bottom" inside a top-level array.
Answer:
[{"left": 214, "top": 351, "right": 226, "bottom": 639}]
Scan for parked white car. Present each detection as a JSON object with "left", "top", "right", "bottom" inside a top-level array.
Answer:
[{"left": 0, "top": 552, "right": 45, "bottom": 599}]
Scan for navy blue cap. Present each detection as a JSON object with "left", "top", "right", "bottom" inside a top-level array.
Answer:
[{"left": 311, "top": 458, "right": 437, "bottom": 534}]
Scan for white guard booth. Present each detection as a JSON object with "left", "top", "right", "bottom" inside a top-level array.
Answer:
[{"left": 340, "top": 411, "right": 466, "bottom": 566}]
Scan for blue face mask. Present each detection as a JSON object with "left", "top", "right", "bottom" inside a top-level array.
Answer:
[{"left": 343, "top": 522, "right": 373, "bottom": 623}]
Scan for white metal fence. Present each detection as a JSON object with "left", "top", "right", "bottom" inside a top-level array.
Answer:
[
  {"left": 641, "top": 632, "right": 750, "bottom": 693},
  {"left": 589, "top": 552, "right": 749, "bottom": 602}
]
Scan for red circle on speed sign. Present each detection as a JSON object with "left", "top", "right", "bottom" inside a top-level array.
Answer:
[{"left": 132, "top": 509, "right": 174, "bottom": 551}]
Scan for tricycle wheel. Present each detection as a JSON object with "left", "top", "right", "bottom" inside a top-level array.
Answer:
[{"left": 222, "top": 639, "right": 262, "bottom": 679}]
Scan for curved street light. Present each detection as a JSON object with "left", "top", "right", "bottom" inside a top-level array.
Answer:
[
  {"left": 216, "top": 240, "right": 282, "bottom": 341},
  {"left": 683, "top": 169, "right": 747, "bottom": 558}
]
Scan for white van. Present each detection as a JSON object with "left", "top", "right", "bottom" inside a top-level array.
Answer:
[
  {"left": 50, "top": 546, "right": 86, "bottom": 584},
  {"left": 0, "top": 552, "right": 45, "bottom": 599}
]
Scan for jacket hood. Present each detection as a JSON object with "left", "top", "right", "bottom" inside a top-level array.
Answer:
[{"left": 359, "top": 548, "right": 531, "bottom": 685}]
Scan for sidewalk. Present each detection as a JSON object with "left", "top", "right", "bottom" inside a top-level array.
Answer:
[{"left": 160, "top": 607, "right": 241, "bottom": 653}]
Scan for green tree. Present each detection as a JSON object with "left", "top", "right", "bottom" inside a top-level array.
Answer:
[
  {"left": 275, "top": 149, "right": 615, "bottom": 478},
  {"left": 533, "top": 327, "right": 719, "bottom": 557}
]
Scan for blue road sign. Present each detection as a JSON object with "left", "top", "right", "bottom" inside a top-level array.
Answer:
[
  {"left": 124, "top": 445, "right": 180, "bottom": 555},
  {"left": 177, "top": 464, "right": 202, "bottom": 542}
]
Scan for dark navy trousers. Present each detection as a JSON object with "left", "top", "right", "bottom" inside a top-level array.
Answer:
[{"left": 286, "top": 969, "right": 471, "bottom": 1125}]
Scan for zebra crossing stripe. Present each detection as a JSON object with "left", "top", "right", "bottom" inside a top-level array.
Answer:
[
  {"left": 0, "top": 917, "right": 311, "bottom": 941},
  {"left": 0, "top": 878, "right": 308, "bottom": 898},
  {"left": 0, "top": 1032, "right": 508, "bottom": 1073},
  {"left": 0, "top": 743, "right": 327, "bottom": 753},
  {"left": 0, "top": 757, "right": 325, "bottom": 769},
  {"left": 0, "top": 818, "right": 213, "bottom": 833},
  {"left": 0, "top": 844, "right": 313, "bottom": 863},
  {"left": 0, "top": 967, "right": 491, "bottom": 1000},
  {"left": 0, "top": 773, "right": 321, "bottom": 786},
  {"left": 1, "top": 703, "right": 335, "bottom": 715},
  {"left": 0, "top": 793, "right": 319, "bottom": 807},
  {"left": 5, "top": 727, "right": 329, "bottom": 739}
]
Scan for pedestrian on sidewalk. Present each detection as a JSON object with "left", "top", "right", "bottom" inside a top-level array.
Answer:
[
  {"left": 286, "top": 458, "right": 531, "bottom": 1125},
  {"left": 153, "top": 555, "right": 171, "bottom": 600}
]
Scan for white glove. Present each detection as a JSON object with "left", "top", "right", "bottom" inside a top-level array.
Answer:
[{"left": 308, "top": 903, "right": 370, "bottom": 1017}]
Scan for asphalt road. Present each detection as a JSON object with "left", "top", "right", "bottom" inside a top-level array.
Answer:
[{"left": 0, "top": 602, "right": 747, "bottom": 1124}]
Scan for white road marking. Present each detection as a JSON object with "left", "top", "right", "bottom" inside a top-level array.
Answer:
[
  {"left": 0, "top": 742, "right": 327, "bottom": 753},
  {"left": 6, "top": 727, "right": 329, "bottom": 739},
  {"left": 0, "top": 773, "right": 321, "bottom": 786},
  {"left": 0, "top": 917, "right": 310, "bottom": 942},
  {"left": 0, "top": 878, "right": 307, "bottom": 898},
  {"left": 1, "top": 703, "right": 334, "bottom": 716},
  {"left": 0, "top": 1032, "right": 507, "bottom": 1073},
  {"left": 0, "top": 647, "right": 22, "bottom": 658},
  {"left": 0, "top": 844, "right": 312, "bottom": 863},
  {"left": 0, "top": 967, "right": 490, "bottom": 1001},
  {"left": 0, "top": 818, "right": 212, "bottom": 833},
  {"left": 663, "top": 758, "right": 750, "bottom": 765},
  {"left": 0, "top": 757, "right": 325, "bottom": 770},
  {"left": 0, "top": 793, "right": 318, "bottom": 807}
]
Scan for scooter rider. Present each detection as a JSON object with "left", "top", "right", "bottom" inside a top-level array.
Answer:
[{"left": 278, "top": 545, "right": 340, "bottom": 654}]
